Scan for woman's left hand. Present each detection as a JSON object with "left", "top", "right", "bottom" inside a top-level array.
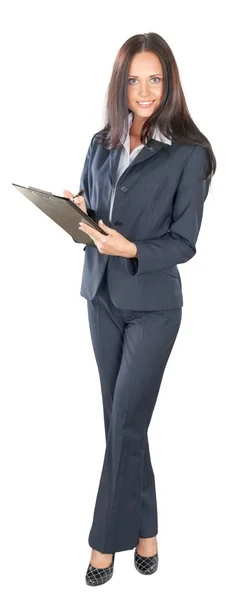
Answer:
[{"left": 79, "top": 219, "right": 137, "bottom": 258}]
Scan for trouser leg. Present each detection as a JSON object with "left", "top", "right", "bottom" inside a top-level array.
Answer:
[
  {"left": 86, "top": 267, "right": 182, "bottom": 553},
  {"left": 139, "top": 434, "right": 158, "bottom": 538},
  {"left": 86, "top": 267, "right": 125, "bottom": 441}
]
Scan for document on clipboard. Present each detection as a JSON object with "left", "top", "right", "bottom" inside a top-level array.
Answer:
[{"left": 11, "top": 183, "right": 107, "bottom": 246}]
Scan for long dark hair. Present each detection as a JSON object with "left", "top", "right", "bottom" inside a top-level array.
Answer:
[{"left": 95, "top": 32, "right": 216, "bottom": 182}]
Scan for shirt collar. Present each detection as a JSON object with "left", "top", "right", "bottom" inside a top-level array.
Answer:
[{"left": 121, "top": 111, "right": 171, "bottom": 150}]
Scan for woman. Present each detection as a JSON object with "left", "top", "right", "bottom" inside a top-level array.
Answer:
[{"left": 64, "top": 32, "right": 216, "bottom": 586}]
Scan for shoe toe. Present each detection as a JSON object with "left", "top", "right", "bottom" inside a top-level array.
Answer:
[{"left": 134, "top": 550, "right": 158, "bottom": 575}]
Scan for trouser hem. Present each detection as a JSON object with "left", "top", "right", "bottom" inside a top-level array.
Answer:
[{"left": 88, "top": 530, "right": 159, "bottom": 554}]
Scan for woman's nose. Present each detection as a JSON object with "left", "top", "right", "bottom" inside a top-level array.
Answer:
[{"left": 138, "top": 83, "right": 150, "bottom": 97}]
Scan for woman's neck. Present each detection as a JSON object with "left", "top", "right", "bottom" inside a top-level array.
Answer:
[{"left": 129, "top": 114, "right": 147, "bottom": 139}]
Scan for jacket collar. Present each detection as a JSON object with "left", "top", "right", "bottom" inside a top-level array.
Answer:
[{"left": 109, "top": 112, "right": 172, "bottom": 186}]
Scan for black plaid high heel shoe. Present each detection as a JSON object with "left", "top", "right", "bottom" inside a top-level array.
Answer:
[
  {"left": 134, "top": 548, "right": 159, "bottom": 575},
  {"left": 85, "top": 553, "right": 115, "bottom": 586}
]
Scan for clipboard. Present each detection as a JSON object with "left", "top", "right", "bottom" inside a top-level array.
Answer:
[{"left": 11, "top": 183, "right": 108, "bottom": 246}]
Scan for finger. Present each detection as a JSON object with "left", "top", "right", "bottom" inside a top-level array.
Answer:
[
  {"left": 79, "top": 223, "right": 93, "bottom": 232},
  {"left": 73, "top": 196, "right": 84, "bottom": 204},
  {"left": 63, "top": 190, "right": 74, "bottom": 201},
  {"left": 78, "top": 203, "right": 88, "bottom": 214},
  {"left": 79, "top": 223, "right": 99, "bottom": 239}
]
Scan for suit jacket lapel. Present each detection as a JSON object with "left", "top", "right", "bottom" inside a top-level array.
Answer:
[{"left": 109, "top": 139, "right": 171, "bottom": 187}]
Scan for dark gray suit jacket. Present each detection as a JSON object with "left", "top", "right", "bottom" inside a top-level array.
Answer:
[{"left": 76, "top": 134, "right": 210, "bottom": 310}]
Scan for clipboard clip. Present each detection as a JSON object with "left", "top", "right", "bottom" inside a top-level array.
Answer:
[{"left": 28, "top": 185, "right": 52, "bottom": 195}]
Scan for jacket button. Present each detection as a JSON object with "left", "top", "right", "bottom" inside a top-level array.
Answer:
[
  {"left": 114, "top": 221, "right": 123, "bottom": 227},
  {"left": 120, "top": 186, "right": 128, "bottom": 192}
]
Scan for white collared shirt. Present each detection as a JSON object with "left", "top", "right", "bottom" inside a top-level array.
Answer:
[{"left": 109, "top": 112, "right": 171, "bottom": 223}]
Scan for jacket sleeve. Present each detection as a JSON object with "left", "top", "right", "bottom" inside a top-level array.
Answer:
[
  {"left": 123, "top": 144, "right": 210, "bottom": 276},
  {"left": 73, "top": 135, "right": 96, "bottom": 245},
  {"left": 79, "top": 135, "right": 95, "bottom": 207}
]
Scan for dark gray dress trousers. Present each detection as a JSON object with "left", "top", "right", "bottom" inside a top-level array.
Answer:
[{"left": 86, "top": 263, "right": 182, "bottom": 553}]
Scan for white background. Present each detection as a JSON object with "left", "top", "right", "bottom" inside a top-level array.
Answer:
[{"left": 1, "top": 1, "right": 242, "bottom": 598}]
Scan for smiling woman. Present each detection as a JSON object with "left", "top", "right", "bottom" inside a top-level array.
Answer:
[{"left": 72, "top": 31, "right": 217, "bottom": 587}]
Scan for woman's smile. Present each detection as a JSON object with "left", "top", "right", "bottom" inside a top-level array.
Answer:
[{"left": 136, "top": 100, "right": 155, "bottom": 108}]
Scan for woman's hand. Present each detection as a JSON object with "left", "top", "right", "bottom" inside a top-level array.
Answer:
[
  {"left": 63, "top": 189, "right": 88, "bottom": 214},
  {"left": 79, "top": 219, "right": 137, "bottom": 258}
]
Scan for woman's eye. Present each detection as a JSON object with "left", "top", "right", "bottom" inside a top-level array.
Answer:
[{"left": 128, "top": 77, "right": 161, "bottom": 84}]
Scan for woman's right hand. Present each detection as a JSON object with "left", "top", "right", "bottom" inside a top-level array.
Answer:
[{"left": 63, "top": 189, "right": 88, "bottom": 214}]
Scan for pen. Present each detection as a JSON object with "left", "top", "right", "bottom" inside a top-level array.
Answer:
[{"left": 73, "top": 189, "right": 85, "bottom": 199}]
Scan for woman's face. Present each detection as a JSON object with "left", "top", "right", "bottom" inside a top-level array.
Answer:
[{"left": 127, "top": 51, "right": 164, "bottom": 122}]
